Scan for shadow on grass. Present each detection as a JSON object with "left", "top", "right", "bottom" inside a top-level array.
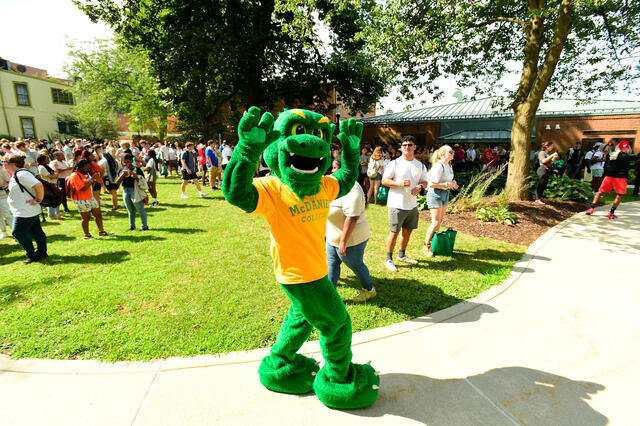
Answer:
[
  {"left": 0, "top": 253, "right": 25, "bottom": 266},
  {"left": 0, "top": 275, "right": 70, "bottom": 307},
  {"left": 47, "top": 234, "right": 75, "bottom": 243},
  {"left": 45, "top": 250, "right": 130, "bottom": 265},
  {"left": 149, "top": 202, "right": 201, "bottom": 209},
  {"left": 339, "top": 246, "right": 528, "bottom": 319},
  {"left": 342, "top": 276, "right": 468, "bottom": 319},
  {"left": 350, "top": 368, "right": 607, "bottom": 425},
  {"left": 113, "top": 234, "right": 167, "bottom": 242},
  {"left": 153, "top": 227, "right": 208, "bottom": 234},
  {"left": 408, "top": 248, "right": 531, "bottom": 274}
]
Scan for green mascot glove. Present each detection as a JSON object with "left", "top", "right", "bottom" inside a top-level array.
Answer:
[
  {"left": 222, "top": 106, "right": 280, "bottom": 212},
  {"left": 333, "top": 118, "right": 363, "bottom": 198}
]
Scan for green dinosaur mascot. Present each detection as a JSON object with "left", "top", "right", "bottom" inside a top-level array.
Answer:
[{"left": 222, "top": 106, "right": 379, "bottom": 409}]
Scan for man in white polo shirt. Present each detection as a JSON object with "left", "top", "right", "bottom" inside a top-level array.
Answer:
[{"left": 381, "top": 135, "right": 429, "bottom": 272}]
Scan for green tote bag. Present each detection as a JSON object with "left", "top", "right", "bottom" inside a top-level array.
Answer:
[
  {"left": 377, "top": 185, "right": 389, "bottom": 203},
  {"left": 431, "top": 228, "right": 457, "bottom": 256}
]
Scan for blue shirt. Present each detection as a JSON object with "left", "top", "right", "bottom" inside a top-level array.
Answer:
[
  {"left": 205, "top": 147, "right": 218, "bottom": 167},
  {"left": 181, "top": 150, "right": 195, "bottom": 171}
]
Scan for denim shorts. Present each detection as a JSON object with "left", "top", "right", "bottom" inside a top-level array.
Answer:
[{"left": 427, "top": 188, "right": 449, "bottom": 209}]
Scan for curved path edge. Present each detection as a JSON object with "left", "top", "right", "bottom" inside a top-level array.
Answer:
[{"left": 0, "top": 201, "right": 581, "bottom": 375}]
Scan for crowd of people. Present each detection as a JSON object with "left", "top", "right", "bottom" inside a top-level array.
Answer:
[
  {"left": 1, "top": 135, "right": 638, "bottom": 287},
  {"left": 0, "top": 136, "right": 238, "bottom": 264}
]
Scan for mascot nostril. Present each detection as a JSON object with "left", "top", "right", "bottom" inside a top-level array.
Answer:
[{"left": 222, "top": 107, "right": 379, "bottom": 409}]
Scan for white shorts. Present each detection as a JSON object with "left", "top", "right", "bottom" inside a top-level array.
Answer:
[{"left": 74, "top": 198, "right": 99, "bottom": 213}]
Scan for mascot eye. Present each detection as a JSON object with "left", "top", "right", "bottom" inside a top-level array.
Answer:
[
  {"left": 312, "top": 129, "right": 324, "bottom": 139},
  {"left": 291, "top": 125, "right": 307, "bottom": 135}
]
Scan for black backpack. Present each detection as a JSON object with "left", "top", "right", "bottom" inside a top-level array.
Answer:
[{"left": 14, "top": 169, "right": 64, "bottom": 208}]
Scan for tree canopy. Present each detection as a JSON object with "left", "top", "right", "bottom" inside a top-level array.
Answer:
[
  {"left": 74, "top": 0, "right": 386, "bottom": 140},
  {"left": 64, "top": 39, "right": 170, "bottom": 140},
  {"left": 362, "top": 0, "right": 640, "bottom": 199},
  {"left": 365, "top": 0, "right": 639, "bottom": 102}
]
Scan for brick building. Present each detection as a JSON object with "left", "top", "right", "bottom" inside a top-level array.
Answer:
[{"left": 360, "top": 98, "right": 640, "bottom": 152}]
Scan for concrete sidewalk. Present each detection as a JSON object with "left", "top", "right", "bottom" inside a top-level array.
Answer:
[{"left": 2, "top": 202, "right": 639, "bottom": 425}]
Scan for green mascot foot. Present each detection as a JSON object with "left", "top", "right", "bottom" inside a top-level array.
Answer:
[
  {"left": 313, "top": 363, "right": 380, "bottom": 409},
  {"left": 258, "top": 354, "right": 320, "bottom": 394}
]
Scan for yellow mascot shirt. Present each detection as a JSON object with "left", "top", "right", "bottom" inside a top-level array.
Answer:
[{"left": 251, "top": 175, "right": 340, "bottom": 284}]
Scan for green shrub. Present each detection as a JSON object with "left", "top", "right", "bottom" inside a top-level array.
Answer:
[
  {"left": 542, "top": 176, "right": 592, "bottom": 201},
  {"left": 0, "top": 134, "right": 13, "bottom": 140},
  {"left": 417, "top": 194, "right": 429, "bottom": 210},
  {"left": 475, "top": 207, "right": 517, "bottom": 225},
  {"left": 450, "top": 165, "right": 507, "bottom": 210}
]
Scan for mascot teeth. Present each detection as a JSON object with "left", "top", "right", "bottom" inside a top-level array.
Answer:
[
  {"left": 289, "top": 152, "right": 322, "bottom": 174},
  {"left": 291, "top": 165, "right": 319, "bottom": 174}
]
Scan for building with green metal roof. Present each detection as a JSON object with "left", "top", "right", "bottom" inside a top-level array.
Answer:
[{"left": 359, "top": 97, "right": 640, "bottom": 152}]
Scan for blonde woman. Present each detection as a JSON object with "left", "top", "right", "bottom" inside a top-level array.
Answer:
[
  {"left": 423, "top": 145, "right": 458, "bottom": 257},
  {"left": 367, "top": 146, "right": 385, "bottom": 204}
]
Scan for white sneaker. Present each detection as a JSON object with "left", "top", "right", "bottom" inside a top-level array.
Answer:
[
  {"left": 199, "top": 192, "right": 208, "bottom": 198},
  {"left": 353, "top": 288, "right": 377, "bottom": 303},
  {"left": 384, "top": 259, "right": 398, "bottom": 272},
  {"left": 397, "top": 255, "right": 418, "bottom": 264},
  {"left": 181, "top": 193, "right": 189, "bottom": 199},
  {"left": 0, "top": 231, "right": 8, "bottom": 240}
]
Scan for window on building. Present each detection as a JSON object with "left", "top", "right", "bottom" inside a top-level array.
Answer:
[
  {"left": 14, "top": 83, "right": 30, "bottom": 106},
  {"left": 57, "top": 120, "right": 77, "bottom": 135},
  {"left": 51, "top": 88, "right": 75, "bottom": 105},
  {"left": 21, "top": 117, "right": 35, "bottom": 138}
]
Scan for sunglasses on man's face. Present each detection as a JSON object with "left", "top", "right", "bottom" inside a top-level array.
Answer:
[{"left": 402, "top": 144, "right": 415, "bottom": 147}]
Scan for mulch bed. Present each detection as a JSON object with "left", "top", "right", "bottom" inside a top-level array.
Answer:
[{"left": 419, "top": 200, "right": 590, "bottom": 246}]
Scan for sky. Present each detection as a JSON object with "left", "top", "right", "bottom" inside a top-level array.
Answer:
[{"left": 1, "top": 0, "right": 636, "bottom": 115}]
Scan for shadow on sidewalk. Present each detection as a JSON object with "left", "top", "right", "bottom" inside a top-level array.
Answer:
[
  {"left": 350, "top": 367, "right": 607, "bottom": 425},
  {"left": 411, "top": 302, "right": 498, "bottom": 324},
  {"left": 555, "top": 210, "right": 640, "bottom": 254}
]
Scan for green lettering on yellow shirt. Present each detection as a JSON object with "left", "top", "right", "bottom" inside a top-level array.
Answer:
[{"left": 288, "top": 198, "right": 329, "bottom": 217}]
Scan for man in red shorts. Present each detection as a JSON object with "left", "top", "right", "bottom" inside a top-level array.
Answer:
[{"left": 586, "top": 139, "right": 639, "bottom": 218}]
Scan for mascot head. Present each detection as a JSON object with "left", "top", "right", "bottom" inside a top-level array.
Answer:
[{"left": 264, "top": 109, "right": 335, "bottom": 199}]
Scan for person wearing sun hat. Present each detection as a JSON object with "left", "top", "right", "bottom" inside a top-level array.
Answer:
[{"left": 586, "top": 139, "right": 639, "bottom": 218}]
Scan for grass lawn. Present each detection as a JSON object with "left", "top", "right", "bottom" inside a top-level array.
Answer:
[{"left": 0, "top": 178, "right": 526, "bottom": 361}]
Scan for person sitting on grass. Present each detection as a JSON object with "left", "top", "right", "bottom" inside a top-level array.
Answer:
[
  {"left": 326, "top": 159, "right": 376, "bottom": 302},
  {"left": 115, "top": 154, "right": 149, "bottom": 231},
  {"left": 586, "top": 139, "right": 640, "bottom": 219},
  {"left": 70, "top": 159, "right": 112, "bottom": 240}
]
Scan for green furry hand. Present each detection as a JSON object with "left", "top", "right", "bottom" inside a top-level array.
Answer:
[
  {"left": 337, "top": 118, "right": 363, "bottom": 156},
  {"left": 239, "top": 106, "right": 280, "bottom": 153}
]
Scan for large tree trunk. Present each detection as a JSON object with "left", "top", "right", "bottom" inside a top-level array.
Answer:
[
  {"left": 506, "top": 102, "right": 537, "bottom": 200},
  {"left": 504, "top": 0, "right": 574, "bottom": 201}
]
